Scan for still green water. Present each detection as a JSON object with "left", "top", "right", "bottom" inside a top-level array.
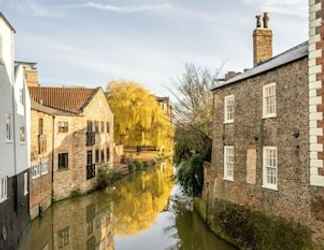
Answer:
[{"left": 19, "top": 163, "right": 235, "bottom": 250}]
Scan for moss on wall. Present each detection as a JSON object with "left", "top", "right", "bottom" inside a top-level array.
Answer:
[{"left": 194, "top": 198, "right": 314, "bottom": 250}]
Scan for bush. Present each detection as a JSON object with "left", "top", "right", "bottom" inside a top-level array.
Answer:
[
  {"left": 97, "top": 168, "right": 123, "bottom": 189},
  {"left": 176, "top": 154, "right": 204, "bottom": 197}
]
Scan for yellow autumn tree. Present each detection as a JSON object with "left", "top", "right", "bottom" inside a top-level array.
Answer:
[{"left": 106, "top": 81, "right": 173, "bottom": 151}]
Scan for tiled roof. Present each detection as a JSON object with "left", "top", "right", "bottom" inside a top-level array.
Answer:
[
  {"left": 211, "top": 41, "right": 308, "bottom": 91},
  {"left": 29, "top": 87, "right": 100, "bottom": 114}
]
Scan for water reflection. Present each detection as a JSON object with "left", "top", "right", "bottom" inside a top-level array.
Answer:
[{"left": 20, "top": 163, "right": 234, "bottom": 250}]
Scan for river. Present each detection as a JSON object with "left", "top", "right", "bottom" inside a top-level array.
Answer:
[{"left": 18, "top": 163, "right": 235, "bottom": 250}]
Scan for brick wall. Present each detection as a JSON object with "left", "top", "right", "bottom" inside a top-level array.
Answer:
[
  {"left": 52, "top": 90, "right": 114, "bottom": 201},
  {"left": 30, "top": 109, "right": 54, "bottom": 219}
]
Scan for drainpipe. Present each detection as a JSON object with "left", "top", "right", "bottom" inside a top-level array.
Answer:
[{"left": 51, "top": 115, "right": 55, "bottom": 202}]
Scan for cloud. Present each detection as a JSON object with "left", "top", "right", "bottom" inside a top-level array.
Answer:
[{"left": 77, "top": 1, "right": 172, "bottom": 14}]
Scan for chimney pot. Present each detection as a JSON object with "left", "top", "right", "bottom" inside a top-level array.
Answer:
[
  {"left": 256, "top": 15, "right": 262, "bottom": 28},
  {"left": 263, "top": 12, "right": 270, "bottom": 28}
]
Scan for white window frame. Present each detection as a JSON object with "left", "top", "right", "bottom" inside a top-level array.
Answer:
[
  {"left": 263, "top": 83, "right": 277, "bottom": 119},
  {"left": 224, "top": 146, "right": 234, "bottom": 181},
  {"left": 31, "top": 164, "right": 41, "bottom": 179},
  {"left": 41, "top": 161, "right": 49, "bottom": 176},
  {"left": 19, "top": 126, "right": 26, "bottom": 144},
  {"left": 24, "top": 172, "right": 28, "bottom": 195},
  {"left": 224, "top": 95, "right": 235, "bottom": 124},
  {"left": 5, "top": 113, "right": 13, "bottom": 143},
  {"left": 0, "top": 176, "right": 8, "bottom": 203},
  {"left": 263, "top": 146, "right": 278, "bottom": 190}
]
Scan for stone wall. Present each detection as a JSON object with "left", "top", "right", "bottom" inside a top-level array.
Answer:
[{"left": 207, "top": 57, "right": 324, "bottom": 247}]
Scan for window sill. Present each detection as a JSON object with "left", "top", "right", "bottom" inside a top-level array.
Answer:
[
  {"left": 224, "top": 120, "right": 234, "bottom": 125},
  {"left": 262, "top": 184, "right": 278, "bottom": 191},
  {"left": 224, "top": 177, "right": 234, "bottom": 182},
  {"left": 57, "top": 168, "right": 69, "bottom": 172},
  {"left": 5, "top": 140, "right": 13, "bottom": 144},
  {"left": 262, "top": 114, "right": 277, "bottom": 119},
  {"left": 0, "top": 198, "right": 7, "bottom": 204}
]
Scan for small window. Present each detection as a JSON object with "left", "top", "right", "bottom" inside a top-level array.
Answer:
[
  {"left": 106, "top": 122, "right": 110, "bottom": 134},
  {"left": 58, "top": 226, "right": 70, "bottom": 248},
  {"left": 224, "top": 146, "right": 234, "bottom": 181},
  {"left": 41, "top": 161, "right": 49, "bottom": 175},
  {"left": 58, "top": 153, "right": 69, "bottom": 169},
  {"left": 31, "top": 164, "right": 41, "bottom": 179},
  {"left": 224, "top": 95, "right": 235, "bottom": 124},
  {"left": 0, "top": 176, "right": 7, "bottom": 202},
  {"left": 5, "top": 114, "right": 12, "bottom": 142},
  {"left": 19, "top": 127, "right": 25, "bottom": 143},
  {"left": 39, "top": 118, "right": 44, "bottom": 135},
  {"left": 263, "top": 83, "right": 276, "bottom": 118},
  {"left": 20, "top": 87, "right": 25, "bottom": 105},
  {"left": 101, "top": 121, "right": 105, "bottom": 133},
  {"left": 87, "top": 150, "right": 93, "bottom": 166},
  {"left": 58, "top": 121, "right": 69, "bottom": 133},
  {"left": 24, "top": 172, "right": 28, "bottom": 195},
  {"left": 87, "top": 121, "right": 93, "bottom": 133},
  {"left": 101, "top": 150, "right": 105, "bottom": 163},
  {"left": 95, "top": 121, "right": 99, "bottom": 133},
  {"left": 106, "top": 148, "right": 110, "bottom": 162},
  {"left": 95, "top": 149, "right": 99, "bottom": 163},
  {"left": 263, "top": 147, "right": 278, "bottom": 190}
]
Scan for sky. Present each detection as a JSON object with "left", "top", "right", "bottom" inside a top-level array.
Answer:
[{"left": 1, "top": 0, "right": 308, "bottom": 97}]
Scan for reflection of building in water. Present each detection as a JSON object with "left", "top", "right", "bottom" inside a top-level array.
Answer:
[{"left": 21, "top": 192, "right": 115, "bottom": 250}]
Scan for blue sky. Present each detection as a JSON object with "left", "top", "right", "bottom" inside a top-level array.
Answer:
[{"left": 2, "top": 0, "right": 307, "bottom": 96}]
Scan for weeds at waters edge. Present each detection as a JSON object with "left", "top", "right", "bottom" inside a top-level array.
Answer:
[{"left": 194, "top": 198, "right": 314, "bottom": 250}]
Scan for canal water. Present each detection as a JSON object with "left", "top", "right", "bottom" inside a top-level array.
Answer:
[{"left": 19, "top": 163, "right": 235, "bottom": 250}]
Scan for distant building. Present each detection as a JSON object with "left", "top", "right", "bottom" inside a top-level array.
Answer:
[
  {"left": 155, "top": 96, "right": 172, "bottom": 121},
  {"left": 29, "top": 86, "right": 114, "bottom": 202},
  {"left": 0, "top": 13, "right": 30, "bottom": 249}
]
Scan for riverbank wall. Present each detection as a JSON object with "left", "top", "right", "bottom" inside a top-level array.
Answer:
[{"left": 195, "top": 164, "right": 324, "bottom": 250}]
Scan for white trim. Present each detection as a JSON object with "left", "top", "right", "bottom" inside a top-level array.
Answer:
[
  {"left": 224, "top": 146, "right": 234, "bottom": 181},
  {"left": 262, "top": 146, "right": 278, "bottom": 191},
  {"left": 24, "top": 172, "right": 28, "bottom": 195},
  {"left": 224, "top": 95, "right": 235, "bottom": 124},
  {"left": 5, "top": 113, "right": 13, "bottom": 143},
  {"left": 0, "top": 176, "right": 8, "bottom": 203},
  {"left": 262, "top": 83, "right": 277, "bottom": 119}
]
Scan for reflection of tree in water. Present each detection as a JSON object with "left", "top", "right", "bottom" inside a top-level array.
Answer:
[
  {"left": 165, "top": 198, "right": 235, "bottom": 250},
  {"left": 111, "top": 163, "right": 174, "bottom": 236}
]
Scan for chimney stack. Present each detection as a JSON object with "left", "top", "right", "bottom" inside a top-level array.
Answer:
[{"left": 253, "top": 12, "right": 273, "bottom": 66}]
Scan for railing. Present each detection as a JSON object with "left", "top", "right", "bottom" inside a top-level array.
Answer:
[
  {"left": 86, "top": 132, "right": 96, "bottom": 146},
  {"left": 86, "top": 164, "right": 96, "bottom": 180},
  {"left": 124, "top": 146, "right": 157, "bottom": 153},
  {"left": 38, "top": 135, "right": 47, "bottom": 154}
]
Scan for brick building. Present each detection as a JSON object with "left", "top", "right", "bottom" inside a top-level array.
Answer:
[
  {"left": 29, "top": 86, "right": 114, "bottom": 206},
  {"left": 204, "top": 9, "right": 324, "bottom": 248}
]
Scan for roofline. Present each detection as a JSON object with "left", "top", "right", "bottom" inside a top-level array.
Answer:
[
  {"left": 15, "top": 61, "right": 38, "bottom": 66},
  {"left": 211, "top": 46, "right": 308, "bottom": 92},
  {"left": 80, "top": 87, "right": 102, "bottom": 112},
  {"left": 0, "top": 12, "right": 16, "bottom": 33},
  {"left": 31, "top": 101, "right": 78, "bottom": 117}
]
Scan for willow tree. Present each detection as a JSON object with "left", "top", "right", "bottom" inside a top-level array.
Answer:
[{"left": 106, "top": 81, "right": 173, "bottom": 150}]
